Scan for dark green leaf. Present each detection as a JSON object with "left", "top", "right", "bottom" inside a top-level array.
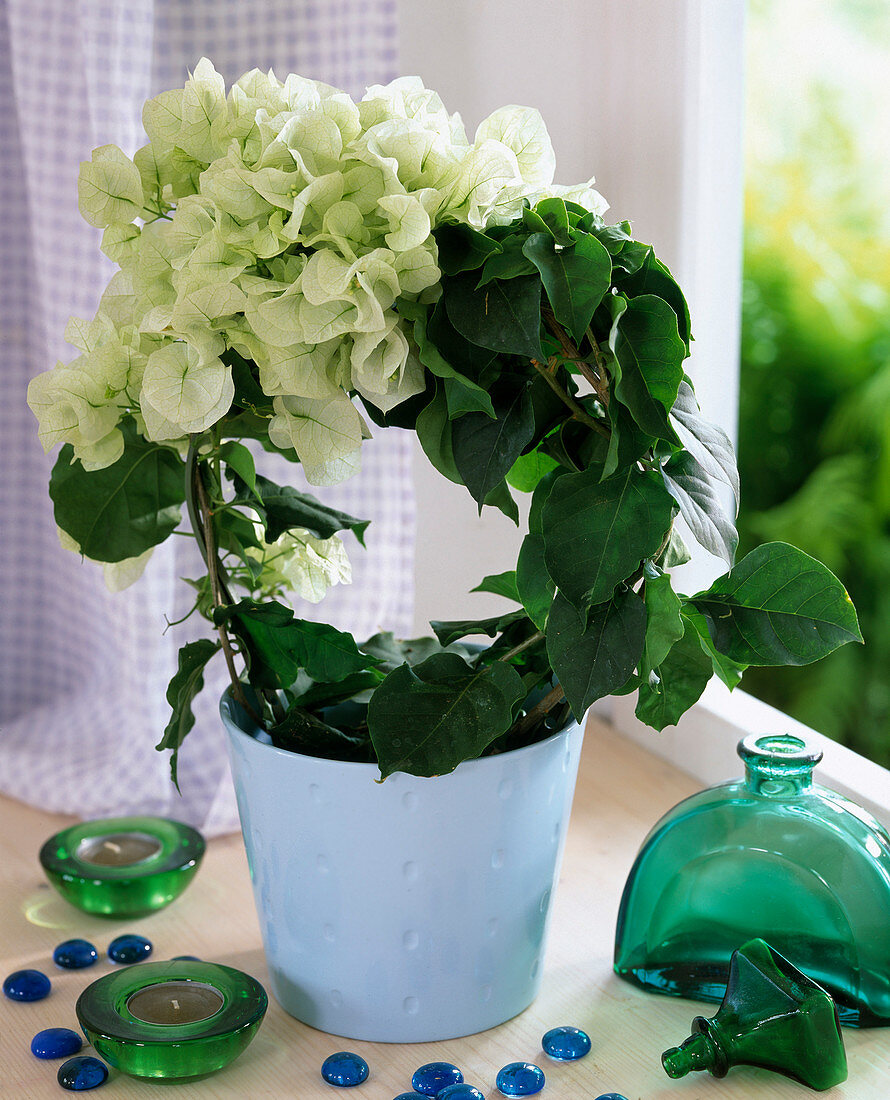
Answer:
[
  {"left": 526, "top": 197, "right": 574, "bottom": 245},
  {"left": 542, "top": 465, "right": 676, "bottom": 614},
  {"left": 670, "top": 379, "right": 740, "bottom": 507},
  {"left": 516, "top": 533, "right": 555, "bottom": 630},
  {"left": 662, "top": 451, "right": 739, "bottom": 565},
  {"left": 157, "top": 639, "right": 220, "bottom": 789},
  {"left": 359, "top": 632, "right": 476, "bottom": 671},
  {"left": 444, "top": 271, "right": 544, "bottom": 360},
  {"left": 658, "top": 526, "right": 692, "bottom": 569},
  {"left": 50, "top": 421, "right": 185, "bottom": 562},
  {"left": 414, "top": 310, "right": 496, "bottom": 419},
  {"left": 215, "top": 508, "right": 264, "bottom": 577},
  {"left": 546, "top": 589, "right": 646, "bottom": 718},
  {"left": 690, "top": 543, "right": 863, "bottom": 666},
  {"left": 635, "top": 619, "right": 712, "bottom": 729},
  {"left": 427, "top": 297, "right": 498, "bottom": 376},
  {"left": 368, "top": 652, "right": 525, "bottom": 778},
  {"left": 477, "top": 234, "right": 538, "bottom": 286},
  {"left": 219, "top": 440, "right": 257, "bottom": 495},
  {"left": 471, "top": 571, "right": 521, "bottom": 602},
  {"left": 522, "top": 232, "right": 611, "bottom": 344},
  {"left": 452, "top": 381, "right": 536, "bottom": 508},
  {"left": 681, "top": 605, "right": 746, "bottom": 689},
  {"left": 610, "top": 294, "right": 686, "bottom": 444},
  {"left": 270, "top": 706, "right": 373, "bottom": 762},
  {"left": 215, "top": 599, "right": 375, "bottom": 688},
  {"left": 286, "top": 670, "right": 382, "bottom": 709},
  {"left": 590, "top": 222, "right": 651, "bottom": 274},
  {"left": 620, "top": 251, "right": 692, "bottom": 349},
  {"left": 482, "top": 479, "right": 520, "bottom": 524},
  {"left": 642, "top": 570, "right": 685, "bottom": 673},
  {"left": 430, "top": 609, "right": 527, "bottom": 647},
  {"left": 415, "top": 384, "right": 463, "bottom": 484},
  {"left": 434, "top": 221, "right": 502, "bottom": 275},
  {"left": 223, "top": 348, "right": 274, "bottom": 416},
  {"left": 230, "top": 472, "right": 370, "bottom": 545}
]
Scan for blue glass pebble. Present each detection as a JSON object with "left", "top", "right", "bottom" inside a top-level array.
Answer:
[
  {"left": 54, "top": 939, "right": 98, "bottom": 970},
  {"left": 3, "top": 968, "right": 51, "bottom": 1001},
  {"left": 107, "top": 934, "right": 152, "bottom": 964},
  {"left": 321, "top": 1051, "right": 370, "bottom": 1087},
  {"left": 31, "top": 1027, "right": 83, "bottom": 1059},
  {"left": 542, "top": 1025, "right": 592, "bottom": 1061},
  {"left": 594, "top": 1095, "right": 629, "bottom": 1100},
  {"left": 438, "top": 1086, "right": 486, "bottom": 1099},
  {"left": 171, "top": 955, "right": 201, "bottom": 961},
  {"left": 57, "top": 1055, "right": 109, "bottom": 1091},
  {"left": 391, "top": 1094, "right": 426, "bottom": 1100},
  {"left": 495, "top": 1062, "right": 545, "bottom": 1097},
  {"left": 412, "top": 1062, "right": 463, "bottom": 1095}
]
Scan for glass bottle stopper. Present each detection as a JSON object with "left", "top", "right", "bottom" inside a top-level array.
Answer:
[{"left": 661, "top": 937, "right": 847, "bottom": 1091}]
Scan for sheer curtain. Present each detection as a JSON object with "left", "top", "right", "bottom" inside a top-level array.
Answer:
[{"left": 0, "top": 0, "right": 413, "bottom": 835}]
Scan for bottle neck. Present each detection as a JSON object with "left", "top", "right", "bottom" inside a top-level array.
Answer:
[{"left": 738, "top": 733, "right": 820, "bottom": 797}]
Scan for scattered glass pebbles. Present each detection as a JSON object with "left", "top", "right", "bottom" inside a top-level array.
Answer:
[
  {"left": 57, "top": 1055, "right": 109, "bottom": 1091},
  {"left": 107, "top": 933, "right": 153, "bottom": 964},
  {"left": 496, "top": 1061, "right": 546, "bottom": 1097},
  {"left": 321, "top": 1051, "right": 370, "bottom": 1087},
  {"left": 542, "top": 1025, "right": 591, "bottom": 1061},
  {"left": 412, "top": 1062, "right": 464, "bottom": 1095},
  {"left": 3, "top": 968, "right": 51, "bottom": 1001},
  {"left": 53, "top": 939, "right": 99, "bottom": 970},
  {"left": 31, "top": 1028, "right": 83, "bottom": 1059}
]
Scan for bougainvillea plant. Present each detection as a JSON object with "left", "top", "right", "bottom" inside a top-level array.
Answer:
[{"left": 29, "top": 61, "right": 862, "bottom": 783}]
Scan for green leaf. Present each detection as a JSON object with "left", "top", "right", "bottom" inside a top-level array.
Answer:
[
  {"left": 414, "top": 310, "right": 496, "bottom": 419},
  {"left": 620, "top": 251, "right": 692, "bottom": 349},
  {"left": 507, "top": 447, "right": 560, "bottom": 492},
  {"left": 477, "top": 233, "right": 538, "bottom": 286},
  {"left": 359, "top": 632, "right": 476, "bottom": 671},
  {"left": 635, "top": 619, "right": 712, "bottom": 729},
  {"left": 415, "top": 383, "right": 463, "bottom": 484},
  {"left": 662, "top": 451, "right": 739, "bottom": 565},
  {"left": 223, "top": 347, "right": 274, "bottom": 415},
  {"left": 444, "top": 271, "right": 544, "bottom": 360},
  {"left": 482, "top": 479, "right": 520, "bottom": 524},
  {"left": 610, "top": 294, "right": 686, "bottom": 444},
  {"left": 219, "top": 440, "right": 257, "bottom": 494},
  {"left": 368, "top": 652, "right": 525, "bottom": 778},
  {"left": 157, "top": 639, "right": 220, "bottom": 789},
  {"left": 471, "top": 571, "right": 521, "bottom": 602},
  {"left": 526, "top": 197, "right": 574, "bottom": 245},
  {"left": 215, "top": 599, "right": 375, "bottom": 688},
  {"left": 591, "top": 222, "right": 651, "bottom": 274},
  {"left": 270, "top": 706, "right": 374, "bottom": 762},
  {"left": 230, "top": 472, "right": 370, "bottom": 545},
  {"left": 516, "top": 532, "right": 555, "bottom": 630},
  {"left": 452, "top": 381, "right": 536, "bottom": 508},
  {"left": 430, "top": 610, "right": 527, "bottom": 647},
  {"left": 522, "top": 232, "right": 611, "bottom": 344},
  {"left": 434, "top": 221, "right": 502, "bottom": 275},
  {"left": 658, "top": 526, "right": 692, "bottom": 569},
  {"left": 690, "top": 543, "right": 863, "bottom": 666},
  {"left": 215, "top": 507, "right": 264, "bottom": 577},
  {"left": 670, "top": 379, "right": 740, "bottom": 507},
  {"left": 50, "top": 421, "right": 185, "bottom": 562},
  {"left": 642, "top": 570, "right": 685, "bottom": 673},
  {"left": 681, "top": 605, "right": 746, "bottom": 689},
  {"left": 546, "top": 589, "right": 646, "bottom": 718},
  {"left": 542, "top": 465, "right": 676, "bottom": 615}
]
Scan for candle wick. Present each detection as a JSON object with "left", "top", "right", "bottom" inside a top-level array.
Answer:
[
  {"left": 172, "top": 999, "right": 181, "bottom": 1011},
  {"left": 105, "top": 842, "right": 122, "bottom": 854}
]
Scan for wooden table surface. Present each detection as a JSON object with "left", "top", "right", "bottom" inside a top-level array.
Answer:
[{"left": 2, "top": 716, "right": 888, "bottom": 1098}]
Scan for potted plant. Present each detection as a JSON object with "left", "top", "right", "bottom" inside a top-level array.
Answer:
[{"left": 29, "top": 61, "right": 861, "bottom": 1042}]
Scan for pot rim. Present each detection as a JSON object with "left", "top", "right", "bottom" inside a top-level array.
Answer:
[{"left": 220, "top": 687, "right": 582, "bottom": 779}]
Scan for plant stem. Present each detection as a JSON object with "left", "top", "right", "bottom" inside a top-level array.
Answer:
[
  {"left": 497, "top": 630, "right": 545, "bottom": 663},
  {"left": 513, "top": 683, "right": 567, "bottom": 740},
  {"left": 530, "top": 359, "right": 609, "bottom": 438},
  {"left": 186, "top": 437, "right": 256, "bottom": 721},
  {"left": 543, "top": 308, "right": 610, "bottom": 409}
]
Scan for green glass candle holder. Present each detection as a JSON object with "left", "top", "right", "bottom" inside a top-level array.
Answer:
[
  {"left": 76, "top": 959, "right": 268, "bottom": 1079},
  {"left": 614, "top": 733, "right": 890, "bottom": 1026},
  {"left": 662, "top": 937, "right": 847, "bottom": 1091},
  {"left": 39, "top": 816, "right": 205, "bottom": 918}
]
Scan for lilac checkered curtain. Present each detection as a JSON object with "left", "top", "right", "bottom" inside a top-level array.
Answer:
[{"left": 0, "top": 0, "right": 412, "bottom": 835}]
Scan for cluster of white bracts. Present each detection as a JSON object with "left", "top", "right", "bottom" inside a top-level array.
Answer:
[{"left": 29, "top": 60, "right": 606, "bottom": 596}]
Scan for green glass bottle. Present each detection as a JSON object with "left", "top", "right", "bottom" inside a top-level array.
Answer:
[
  {"left": 614, "top": 733, "right": 890, "bottom": 1026},
  {"left": 662, "top": 938, "right": 847, "bottom": 1091}
]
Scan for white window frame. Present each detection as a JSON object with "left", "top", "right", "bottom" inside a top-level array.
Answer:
[{"left": 399, "top": 0, "right": 890, "bottom": 820}]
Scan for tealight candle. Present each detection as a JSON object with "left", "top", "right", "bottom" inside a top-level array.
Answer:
[
  {"left": 127, "top": 981, "right": 224, "bottom": 1025},
  {"left": 77, "top": 961, "right": 267, "bottom": 1080},
  {"left": 40, "top": 816, "right": 205, "bottom": 918},
  {"left": 76, "top": 832, "right": 163, "bottom": 867}
]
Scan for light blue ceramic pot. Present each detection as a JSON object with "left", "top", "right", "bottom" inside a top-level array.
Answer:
[{"left": 220, "top": 693, "right": 584, "bottom": 1042}]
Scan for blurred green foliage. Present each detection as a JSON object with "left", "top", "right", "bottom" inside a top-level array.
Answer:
[{"left": 738, "top": 76, "right": 890, "bottom": 765}]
